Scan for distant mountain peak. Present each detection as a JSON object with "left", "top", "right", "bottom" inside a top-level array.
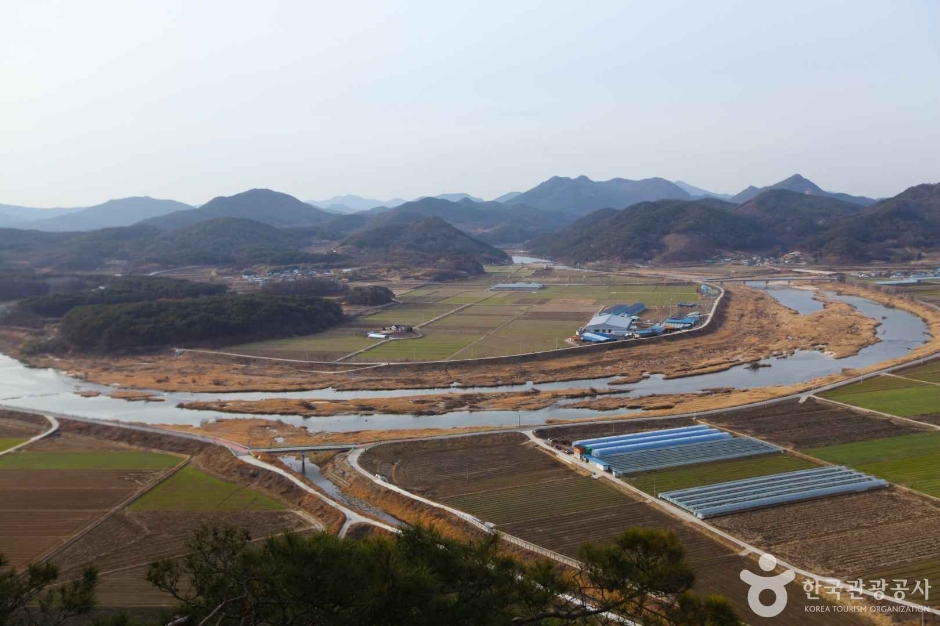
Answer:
[
  {"left": 732, "top": 175, "right": 874, "bottom": 206},
  {"left": 507, "top": 175, "right": 690, "bottom": 216}
]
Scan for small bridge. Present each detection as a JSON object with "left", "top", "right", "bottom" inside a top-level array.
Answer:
[{"left": 251, "top": 444, "right": 356, "bottom": 453}]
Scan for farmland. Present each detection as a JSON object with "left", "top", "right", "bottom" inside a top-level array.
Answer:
[
  {"left": 53, "top": 508, "right": 307, "bottom": 585},
  {"left": 361, "top": 432, "right": 572, "bottom": 499},
  {"left": 626, "top": 454, "right": 818, "bottom": 495},
  {"left": 0, "top": 438, "right": 25, "bottom": 452},
  {"left": 444, "top": 477, "right": 626, "bottom": 524},
  {"left": 701, "top": 397, "right": 927, "bottom": 448},
  {"left": 535, "top": 416, "right": 696, "bottom": 443},
  {"left": 0, "top": 450, "right": 179, "bottom": 470},
  {"left": 130, "top": 465, "right": 286, "bottom": 511},
  {"left": 0, "top": 432, "right": 182, "bottom": 567},
  {"left": 805, "top": 431, "right": 940, "bottom": 498},
  {"left": 896, "top": 358, "right": 940, "bottom": 384},
  {"left": 366, "top": 433, "right": 863, "bottom": 624},
  {"left": 821, "top": 376, "right": 940, "bottom": 417},
  {"left": 712, "top": 488, "right": 940, "bottom": 589},
  {"left": 231, "top": 270, "right": 707, "bottom": 363}
]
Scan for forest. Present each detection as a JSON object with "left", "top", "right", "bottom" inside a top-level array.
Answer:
[{"left": 56, "top": 293, "right": 344, "bottom": 353}]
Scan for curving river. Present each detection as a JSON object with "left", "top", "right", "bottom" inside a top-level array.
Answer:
[{"left": 0, "top": 285, "right": 929, "bottom": 432}]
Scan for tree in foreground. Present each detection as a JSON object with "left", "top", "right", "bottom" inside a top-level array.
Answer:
[
  {"left": 148, "top": 525, "right": 740, "bottom": 626},
  {"left": 0, "top": 556, "right": 97, "bottom": 626}
]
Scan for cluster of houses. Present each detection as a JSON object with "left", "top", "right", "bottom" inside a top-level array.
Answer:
[{"left": 576, "top": 303, "right": 704, "bottom": 343}]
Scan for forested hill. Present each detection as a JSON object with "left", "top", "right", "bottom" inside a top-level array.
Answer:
[
  {"left": 527, "top": 198, "right": 769, "bottom": 263},
  {"left": 368, "top": 197, "right": 569, "bottom": 244},
  {"left": 140, "top": 217, "right": 303, "bottom": 265},
  {"left": 731, "top": 174, "right": 876, "bottom": 206},
  {"left": 144, "top": 189, "right": 332, "bottom": 229},
  {"left": 0, "top": 197, "right": 192, "bottom": 231},
  {"left": 57, "top": 294, "right": 344, "bottom": 353},
  {"left": 507, "top": 175, "right": 691, "bottom": 217},
  {"left": 342, "top": 215, "right": 511, "bottom": 265},
  {"left": 803, "top": 183, "right": 940, "bottom": 261},
  {"left": 731, "top": 189, "right": 861, "bottom": 247},
  {"left": 527, "top": 182, "right": 940, "bottom": 264},
  {"left": 0, "top": 218, "right": 309, "bottom": 270}
]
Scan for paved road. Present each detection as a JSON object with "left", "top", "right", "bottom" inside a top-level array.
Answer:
[{"left": 0, "top": 412, "right": 58, "bottom": 457}]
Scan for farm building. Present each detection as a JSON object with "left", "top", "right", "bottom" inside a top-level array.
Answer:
[
  {"left": 660, "top": 466, "right": 887, "bottom": 518},
  {"left": 578, "top": 302, "right": 645, "bottom": 338},
  {"left": 490, "top": 282, "right": 544, "bottom": 291},
  {"left": 662, "top": 313, "right": 702, "bottom": 330},
  {"left": 573, "top": 426, "right": 782, "bottom": 476}
]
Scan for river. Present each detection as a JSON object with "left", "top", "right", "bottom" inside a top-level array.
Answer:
[{"left": 0, "top": 286, "right": 928, "bottom": 432}]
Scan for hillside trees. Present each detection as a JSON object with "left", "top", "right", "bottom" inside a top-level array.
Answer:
[
  {"left": 57, "top": 294, "right": 343, "bottom": 352},
  {"left": 147, "top": 524, "right": 740, "bottom": 626}
]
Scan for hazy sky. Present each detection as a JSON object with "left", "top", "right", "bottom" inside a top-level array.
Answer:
[{"left": 2, "top": 1, "right": 938, "bottom": 207}]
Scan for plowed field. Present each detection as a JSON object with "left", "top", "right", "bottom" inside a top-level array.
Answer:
[
  {"left": 54, "top": 509, "right": 307, "bottom": 582},
  {"left": 0, "top": 435, "right": 180, "bottom": 567},
  {"left": 702, "top": 398, "right": 925, "bottom": 448},
  {"left": 361, "top": 432, "right": 572, "bottom": 499},
  {"left": 711, "top": 489, "right": 940, "bottom": 580}
]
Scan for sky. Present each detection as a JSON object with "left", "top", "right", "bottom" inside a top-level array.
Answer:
[{"left": 2, "top": 0, "right": 938, "bottom": 207}]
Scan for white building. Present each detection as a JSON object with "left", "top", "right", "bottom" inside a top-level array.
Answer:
[{"left": 579, "top": 312, "right": 636, "bottom": 337}]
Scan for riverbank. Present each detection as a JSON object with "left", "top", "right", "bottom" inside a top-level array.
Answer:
[
  {"left": 178, "top": 387, "right": 626, "bottom": 418},
  {"left": 155, "top": 418, "right": 514, "bottom": 446},
  {"left": 18, "top": 285, "right": 880, "bottom": 394}
]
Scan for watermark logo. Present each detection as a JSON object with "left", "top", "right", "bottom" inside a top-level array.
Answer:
[{"left": 740, "top": 553, "right": 796, "bottom": 618}]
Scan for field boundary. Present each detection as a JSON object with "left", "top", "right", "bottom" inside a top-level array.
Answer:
[
  {"left": 0, "top": 412, "right": 58, "bottom": 458},
  {"left": 36, "top": 457, "right": 192, "bottom": 567},
  {"left": 521, "top": 433, "right": 940, "bottom": 616},
  {"left": 347, "top": 433, "right": 940, "bottom": 616},
  {"left": 0, "top": 409, "right": 400, "bottom": 539},
  {"left": 176, "top": 282, "right": 725, "bottom": 370},
  {"left": 811, "top": 394, "right": 940, "bottom": 431}
]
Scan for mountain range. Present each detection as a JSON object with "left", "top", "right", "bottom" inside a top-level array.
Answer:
[
  {"left": 730, "top": 174, "right": 876, "bottom": 206},
  {"left": 144, "top": 189, "right": 333, "bottom": 229},
  {"left": 0, "top": 197, "right": 193, "bottom": 231},
  {"left": 2, "top": 174, "right": 935, "bottom": 268},
  {"left": 505, "top": 175, "right": 692, "bottom": 217},
  {"left": 529, "top": 183, "right": 940, "bottom": 263}
]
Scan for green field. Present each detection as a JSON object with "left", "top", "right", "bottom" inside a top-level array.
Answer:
[
  {"left": 822, "top": 380, "right": 940, "bottom": 417},
  {"left": 235, "top": 328, "right": 380, "bottom": 359},
  {"left": 895, "top": 360, "right": 940, "bottom": 384},
  {"left": 0, "top": 438, "right": 26, "bottom": 453},
  {"left": 131, "top": 466, "right": 285, "bottom": 511},
  {"left": 0, "top": 450, "right": 180, "bottom": 470},
  {"left": 356, "top": 328, "right": 479, "bottom": 361},
  {"left": 443, "top": 477, "right": 625, "bottom": 525},
  {"left": 454, "top": 319, "right": 580, "bottom": 359},
  {"left": 823, "top": 375, "right": 927, "bottom": 396},
  {"left": 230, "top": 271, "right": 708, "bottom": 363},
  {"left": 626, "top": 454, "right": 819, "bottom": 495},
  {"left": 805, "top": 432, "right": 940, "bottom": 498}
]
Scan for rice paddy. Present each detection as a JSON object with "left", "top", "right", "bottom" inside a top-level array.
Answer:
[{"left": 231, "top": 268, "right": 708, "bottom": 363}]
